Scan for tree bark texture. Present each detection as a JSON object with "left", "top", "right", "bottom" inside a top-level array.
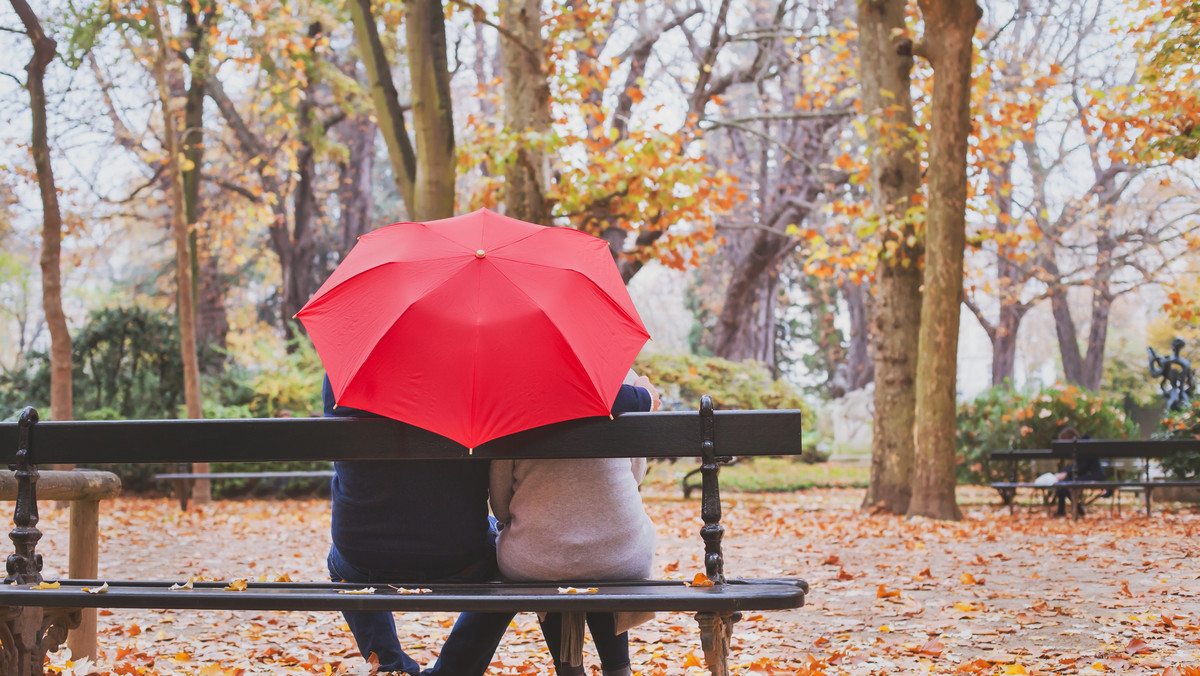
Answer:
[
  {"left": 843, "top": 281, "right": 875, "bottom": 392},
  {"left": 499, "top": 0, "right": 552, "bottom": 224},
  {"left": 147, "top": 0, "right": 203, "bottom": 424},
  {"left": 13, "top": 0, "right": 72, "bottom": 423},
  {"left": 182, "top": 1, "right": 227, "bottom": 366},
  {"left": 908, "top": 0, "right": 980, "bottom": 521},
  {"left": 858, "top": 0, "right": 922, "bottom": 513},
  {"left": 337, "top": 115, "right": 377, "bottom": 254},
  {"left": 405, "top": 0, "right": 456, "bottom": 221},
  {"left": 348, "top": 0, "right": 417, "bottom": 213}
]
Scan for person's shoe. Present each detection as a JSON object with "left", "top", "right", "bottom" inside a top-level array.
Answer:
[{"left": 603, "top": 666, "right": 633, "bottom": 676}]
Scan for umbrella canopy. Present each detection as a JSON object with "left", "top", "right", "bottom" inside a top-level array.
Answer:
[{"left": 296, "top": 208, "right": 650, "bottom": 448}]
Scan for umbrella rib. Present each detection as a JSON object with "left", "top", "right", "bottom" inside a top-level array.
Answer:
[
  {"left": 486, "top": 259, "right": 649, "bottom": 338},
  {"left": 484, "top": 263, "right": 642, "bottom": 410}
]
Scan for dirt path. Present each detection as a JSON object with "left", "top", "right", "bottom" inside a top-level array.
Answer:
[{"left": 28, "top": 484, "right": 1200, "bottom": 675}]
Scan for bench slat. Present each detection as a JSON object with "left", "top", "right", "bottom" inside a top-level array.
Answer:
[
  {"left": 154, "top": 472, "right": 334, "bottom": 480},
  {"left": 0, "top": 409, "right": 803, "bottom": 464},
  {"left": 0, "top": 579, "right": 807, "bottom": 614}
]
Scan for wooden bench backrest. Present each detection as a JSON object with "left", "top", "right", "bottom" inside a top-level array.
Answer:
[
  {"left": 1, "top": 406, "right": 803, "bottom": 465},
  {"left": 1049, "top": 439, "right": 1199, "bottom": 461}
]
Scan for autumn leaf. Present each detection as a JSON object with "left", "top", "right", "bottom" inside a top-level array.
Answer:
[
  {"left": 1003, "top": 664, "right": 1028, "bottom": 675},
  {"left": 337, "top": 587, "right": 376, "bottom": 594},
  {"left": 169, "top": 578, "right": 194, "bottom": 590},
  {"left": 876, "top": 584, "right": 900, "bottom": 599},
  {"left": 687, "top": 573, "right": 715, "bottom": 587},
  {"left": 387, "top": 586, "right": 432, "bottom": 594},
  {"left": 1124, "top": 637, "right": 1151, "bottom": 654},
  {"left": 34, "top": 581, "right": 60, "bottom": 589},
  {"left": 224, "top": 579, "right": 248, "bottom": 592},
  {"left": 83, "top": 582, "right": 109, "bottom": 594},
  {"left": 918, "top": 637, "right": 945, "bottom": 656},
  {"left": 556, "top": 587, "right": 598, "bottom": 594}
]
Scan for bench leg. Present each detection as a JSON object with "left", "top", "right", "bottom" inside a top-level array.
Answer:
[
  {"left": 68, "top": 500, "right": 100, "bottom": 660},
  {"left": 696, "top": 610, "right": 738, "bottom": 676},
  {"left": 0, "top": 606, "right": 81, "bottom": 676}
]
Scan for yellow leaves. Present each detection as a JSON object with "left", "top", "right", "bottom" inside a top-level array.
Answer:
[
  {"left": 959, "top": 572, "right": 984, "bottom": 585},
  {"left": 33, "top": 581, "right": 60, "bottom": 589},
  {"left": 687, "top": 573, "right": 715, "bottom": 587},
  {"left": 557, "top": 586, "right": 599, "bottom": 594},
  {"left": 83, "top": 582, "right": 109, "bottom": 594},
  {"left": 1002, "top": 663, "right": 1028, "bottom": 674},
  {"left": 170, "top": 578, "right": 195, "bottom": 590},
  {"left": 224, "top": 578, "right": 248, "bottom": 592},
  {"left": 337, "top": 587, "right": 376, "bottom": 594}
]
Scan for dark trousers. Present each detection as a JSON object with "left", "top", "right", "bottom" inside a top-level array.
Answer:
[
  {"left": 539, "top": 612, "right": 630, "bottom": 673},
  {"left": 327, "top": 545, "right": 514, "bottom": 676}
]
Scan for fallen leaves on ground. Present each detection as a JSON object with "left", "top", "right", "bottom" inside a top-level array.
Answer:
[{"left": 24, "top": 484, "right": 1200, "bottom": 674}]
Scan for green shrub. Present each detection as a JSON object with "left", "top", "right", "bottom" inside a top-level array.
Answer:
[
  {"left": 633, "top": 352, "right": 810, "bottom": 413},
  {"left": 956, "top": 383, "right": 1134, "bottom": 484},
  {"left": 1152, "top": 401, "right": 1200, "bottom": 478},
  {"left": 633, "top": 352, "right": 821, "bottom": 459}
]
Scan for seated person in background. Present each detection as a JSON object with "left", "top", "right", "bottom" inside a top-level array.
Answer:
[
  {"left": 1053, "top": 426, "right": 1107, "bottom": 517},
  {"left": 489, "top": 371, "right": 661, "bottom": 676}
]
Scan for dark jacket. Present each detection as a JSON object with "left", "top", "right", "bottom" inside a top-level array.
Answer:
[{"left": 325, "top": 376, "right": 651, "bottom": 578}]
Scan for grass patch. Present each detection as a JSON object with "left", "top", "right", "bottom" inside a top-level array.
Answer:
[{"left": 647, "top": 457, "right": 869, "bottom": 493}]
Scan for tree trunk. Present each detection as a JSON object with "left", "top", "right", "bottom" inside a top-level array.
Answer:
[
  {"left": 277, "top": 63, "right": 319, "bottom": 338},
  {"left": 991, "top": 301, "right": 1027, "bottom": 386},
  {"left": 908, "top": 0, "right": 980, "bottom": 521},
  {"left": 405, "top": 0, "right": 456, "bottom": 221},
  {"left": 843, "top": 281, "right": 875, "bottom": 392},
  {"left": 348, "top": 0, "right": 417, "bottom": 211},
  {"left": 350, "top": 0, "right": 455, "bottom": 222},
  {"left": 499, "top": 0, "right": 552, "bottom": 224},
  {"left": 337, "top": 115, "right": 376, "bottom": 253},
  {"left": 1048, "top": 281, "right": 1083, "bottom": 384},
  {"left": 182, "top": 0, "right": 226, "bottom": 368},
  {"left": 147, "top": 0, "right": 204, "bottom": 427},
  {"left": 710, "top": 230, "right": 791, "bottom": 368},
  {"left": 13, "top": 0, "right": 72, "bottom": 425},
  {"left": 857, "top": 0, "right": 923, "bottom": 514}
]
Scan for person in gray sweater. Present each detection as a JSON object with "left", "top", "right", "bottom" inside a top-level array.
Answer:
[{"left": 489, "top": 373, "right": 661, "bottom": 676}]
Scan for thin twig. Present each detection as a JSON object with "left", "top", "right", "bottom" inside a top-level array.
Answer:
[{"left": 446, "top": 0, "right": 537, "bottom": 57}]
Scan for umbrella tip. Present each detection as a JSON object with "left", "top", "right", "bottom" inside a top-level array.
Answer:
[
  {"left": 609, "top": 414, "right": 614, "bottom": 421},
  {"left": 468, "top": 447, "right": 474, "bottom": 455}
]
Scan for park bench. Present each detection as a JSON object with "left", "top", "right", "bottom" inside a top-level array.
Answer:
[
  {"left": 0, "top": 397, "right": 806, "bottom": 676},
  {"left": 990, "top": 439, "right": 1200, "bottom": 518}
]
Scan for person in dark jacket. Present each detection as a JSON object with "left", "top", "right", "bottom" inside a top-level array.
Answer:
[
  {"left": 323, "top": 375, "right": 658, "bottom": 675},
  {"left": 1053, "top": 427, "right": 1106, "bottom": 517}
]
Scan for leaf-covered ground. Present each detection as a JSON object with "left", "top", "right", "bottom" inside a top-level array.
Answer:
[{"left": 30, "top": 482, "right": 1200, "bottom": 675}]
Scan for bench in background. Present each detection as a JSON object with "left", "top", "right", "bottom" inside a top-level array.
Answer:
[
  {"left": 0, "top": 398, "right": 806, "bottom": 676},
  {"left": 990, "top": 439, "right": 1200, "bottom": 517}
]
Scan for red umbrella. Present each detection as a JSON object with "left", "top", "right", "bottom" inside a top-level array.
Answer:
[{"left": 296, "top": 208, "right": 650, "bottom": 448}]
